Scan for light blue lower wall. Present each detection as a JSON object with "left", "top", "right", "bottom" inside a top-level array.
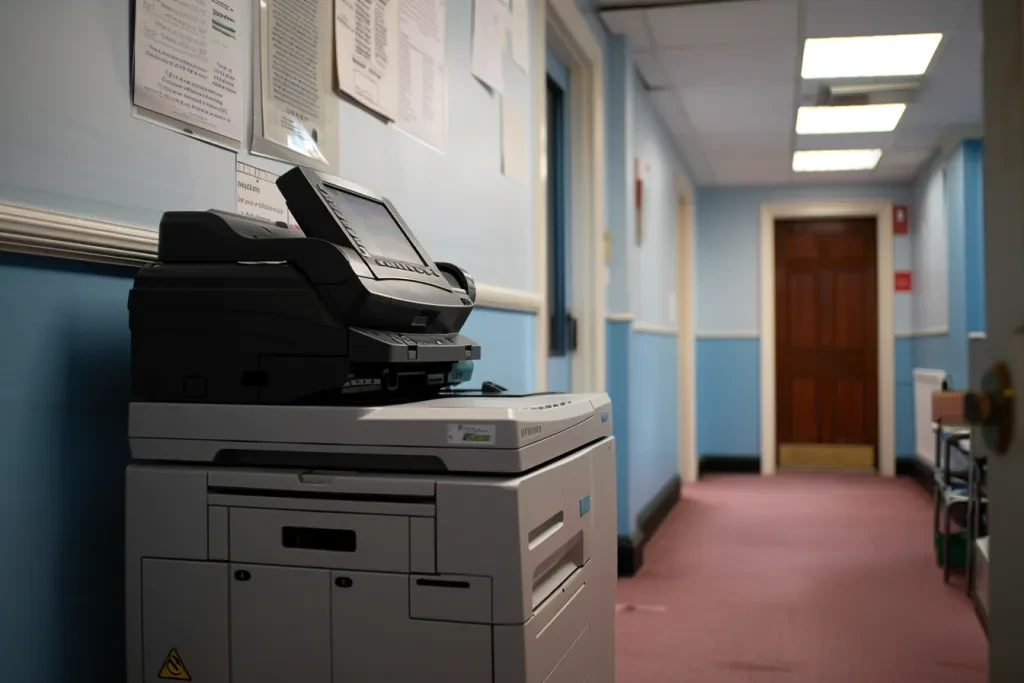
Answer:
[
  {"left": 627, "top": 331, "right": 678, "bottom": 529},
  {"left": 0, "top": 252, "right": 537, "bottom": 683},
  {"left": 0, "top": 253, "right": 134, "bottom": 683},
  {"left": 606, "top": 322, "right": 679, "bottom": 536},
  {"left": 963, "top": 140, "right": 986, "bottom": 334},
  {"left": 696, "top": 338, "right": 760, "bottom": 458},
  {"left": 605, "top": 321, "right": 632, "bottom": 534},
  {"left": 696, "top": 336, "right": 918, "bottom": 461},
  {"left": 895, "top": 337, "right": 916, "bottom": 458}
]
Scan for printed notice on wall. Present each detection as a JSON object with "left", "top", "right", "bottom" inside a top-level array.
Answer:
[
  {"left": 335, "top": 0, "right": 400, "bottom": 120},
  {"left": 509, "top": 0, "right": 529, "bottom": 72},
  {"left": 253, "top": 0, "right": 338, "bottom": 171},
  {"left": 235, "top": 161, "right": 299, "bottom": 230},
  {"left": 471, "top": 0, "right": 509, "bottom": 93},
  {"left": 396, "top": 0, "right": 447, "bottom": 151},
  {"left": 132, "top": 0, "right": 244, "bottom": 144},
  {"left": 500, "top": 96, "right": 527, "bottom": 183}
]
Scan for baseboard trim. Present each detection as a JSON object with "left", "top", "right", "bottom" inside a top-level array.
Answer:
[
  {"left": 617, "top": 474, "right": 681, "bottom": 577},
  {"left": 699, "top": 456, "right": 761, "bottom": 477},
  {"left": 896, "top": 456, "right": 933, "bottom": 494},
  {"left": 617, "top": 533, "right": 643, "bottom": 577}
]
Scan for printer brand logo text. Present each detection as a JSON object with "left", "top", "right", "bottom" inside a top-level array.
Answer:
[{"left": 375, "top": 258, "right": 439, "bottom": 278}]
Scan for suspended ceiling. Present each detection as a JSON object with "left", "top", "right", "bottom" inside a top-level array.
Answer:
[{"left": 600, "top": 0, "right": 983, "bottom": 186}]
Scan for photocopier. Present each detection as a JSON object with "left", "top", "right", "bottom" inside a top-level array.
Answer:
[{"left": 124, "top": 166, "right": 617, "bottom": 683}]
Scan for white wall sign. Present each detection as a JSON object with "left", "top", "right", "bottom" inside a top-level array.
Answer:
[
  {"left": 235, "top": 162, "right": 298, "bottom": 230},
  {"left": 133, "top": 0, "right": 245, "bottom": 144}
]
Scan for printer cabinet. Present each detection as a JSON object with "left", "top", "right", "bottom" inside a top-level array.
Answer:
[
  {"left": 141, "top": 559, "right": 231, "bottom": 683},
  {"left": 230, "top": 563, "right": 333, "bottom": 683},
  {"left": 332, "top": 570, "right": 492, "bottom": 682}
]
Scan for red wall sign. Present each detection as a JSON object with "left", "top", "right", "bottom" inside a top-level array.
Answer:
[
  {"left": 895, "top": 271, "right": 913, "bottom": 292},
  {"left": 893, "top": 205, "right": 909, "bottom": 235}
]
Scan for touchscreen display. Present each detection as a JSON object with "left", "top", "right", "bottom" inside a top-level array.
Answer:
[{"left": 324, "top": 185, "right": 425, "bottom": 266}]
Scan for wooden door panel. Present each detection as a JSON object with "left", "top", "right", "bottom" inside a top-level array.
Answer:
[
  {"left": 788, "top": 378, "right": 819, "bottom": 442},
  {"left": 833, "top": 271, "right": 869, "bottom": 350},
  {"left": 826, "top": 232, "right": 870, "bottom": 261},
  {"left": 833, "top": 378, "right": 866, "bottom": 442},
  {"left": 775, "top": 217, "right": 878, "bottom": 459},
  {"left": 785, "top": 272, "right": 818, "bottom": 349}
]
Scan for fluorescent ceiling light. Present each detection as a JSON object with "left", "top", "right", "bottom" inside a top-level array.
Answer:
[
  {"left": 802, "top": 33, "right": 943, "bottom": 79},
  {"left": 796, "top": 103, "right": 907, "bottom": 135},
  {"left": 793, "top": 149, "right": 882, "bottom": 172}
]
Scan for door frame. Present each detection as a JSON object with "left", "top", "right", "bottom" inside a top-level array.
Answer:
[
  {"left": 677, "top": 180, "right": 698, "bottom": 483},
  {"left": 532, "top": 0, "right": 606, "bottom": 393},
  {"left": 759, "top": 201, "right": 896, "bottom": 477}
]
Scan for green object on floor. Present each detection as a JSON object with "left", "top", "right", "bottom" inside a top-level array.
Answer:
[{"left": 935, "top": 530, "right": 968, "bottom": 568}]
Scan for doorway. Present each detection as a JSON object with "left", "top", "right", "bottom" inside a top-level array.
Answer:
[
  {"left": 545, "top": 50, "right": 574, "bottom": 393},
  {"left": 774, "top": 217, "right": 879, "bottom": 470}
]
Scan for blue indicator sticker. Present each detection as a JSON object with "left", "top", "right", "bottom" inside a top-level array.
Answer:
[
  {"left": 600, "top": 412, "right": 609, "bottom": 423},
  {"left": 579, "top": 494, "right": 591, "bottom": 516}
]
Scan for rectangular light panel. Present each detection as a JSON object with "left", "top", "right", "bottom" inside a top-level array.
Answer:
[
  {"left": 793, "top": 149, "right": 882, "bottom": 172},
  {"left": 796, "top": 104, "right": 907, "bottom": 135},
  {"left": 802, "top": 34, "right": 943, "bottom": 79}
]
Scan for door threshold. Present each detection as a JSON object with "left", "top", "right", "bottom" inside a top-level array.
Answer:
[
  {"left": 777, "top": 465, "right": 878, "bottom": 475},
  {"left": 778, "top": 443, "right": 875, "bottom": 469}
]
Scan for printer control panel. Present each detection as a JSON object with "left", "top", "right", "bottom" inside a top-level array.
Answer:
[{"left": 277, "top": 166, "right": 451, "bottom": 291}]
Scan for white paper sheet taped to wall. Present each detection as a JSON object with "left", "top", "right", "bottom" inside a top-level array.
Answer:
[
  {"left": 235, "top": 161, "right": 299, "bottom": 230},
  {"left": 396, "top": 0, "right": 447, "bottom": 150},
  {"left": 471, "top": 0, "right": 510, "bottom": 93},
  {"left": 132, "top": 0, "right": 245, "bottom": 144},
  {"left": 253, "top": 0, "right": 339, "bottom": 171},
  {"left": 509, "top": 0, "right": 529, "bottom": 72},
  {"left": 501, "top": 96, "right": 527, "bottom": 183},
  {"left": 334, "top": 0, "right": 400, "bottom": 120}
]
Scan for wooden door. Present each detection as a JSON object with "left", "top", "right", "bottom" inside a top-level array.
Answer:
[
  {"left": 775, "top": 218, "right": 878, "bottom": 469},
  {"left": 979, "top": 0, "right": 1024, "bottom": 675}
]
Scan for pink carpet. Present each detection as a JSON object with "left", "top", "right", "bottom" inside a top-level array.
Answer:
[{"left": 615, "top": 473, "right": 987, "bottom": 682}]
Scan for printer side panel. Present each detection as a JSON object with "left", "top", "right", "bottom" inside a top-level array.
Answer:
[
  {"left": 125, "top": 465, "right": 209, "bottom": 683},
  {"left": 589, "top": 437, "right": 617, "bottom": 683},
  {"left": 438, "top": 438, "right": 616, "bottom": 683}
]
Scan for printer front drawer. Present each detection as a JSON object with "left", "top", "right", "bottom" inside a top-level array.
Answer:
[{"left": 228, "top": 507, "right": 410, "bottom": 572}]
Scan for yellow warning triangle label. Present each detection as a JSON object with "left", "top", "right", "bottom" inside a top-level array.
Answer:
[{"left": 158, "top": 648, "right": 192, "bottom": 681}]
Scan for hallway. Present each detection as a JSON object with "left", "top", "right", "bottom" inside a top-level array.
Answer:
[{"left": 615, "top": 474, "right": 987, "bottom": 682}]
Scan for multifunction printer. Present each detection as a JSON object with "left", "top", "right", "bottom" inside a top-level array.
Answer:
[{"left": 124, "top": 167, "right": 617, "bottom": 683}]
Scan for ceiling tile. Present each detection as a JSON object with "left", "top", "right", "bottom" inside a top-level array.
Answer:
[
  {"left": 649, "top": 89, "right": 682, "bottom": 115},
  {"left": 661, "top": 43, "right": 799, "bottom": 88},
  {"left": 699, "top": 134, "right": 792, "bottom": 157},
  {"left": 675, "top": 135, "right": 717, "bottom": 184},
  {"left": 686, "top": 108, "right": 794, "bottom": 135},
  {"left": 875, "top": 146, "right": 933, "bottom": 170},
  {"left": 787, "top": 169, "right": 883, "bottom": 183},
  {"left": 890, "top": 123, "right": 945, "bottom": 148},
  {"left": 646, "top": 0, "right": 799, "bottom": 49},
  {"left": 677, "top": 83, "right": 796, "bottom": 110},
  {"left": 901, "top": 32, "right": 982, "bottom": 125},
  {"left": 794, "top": 132, "right": 898, "bottom": 150},
  {"left": 679, "top": 83, "right": 795, "bottom": 136},
  {"left": 803, "top": 0, "right": 970, "bottom": 39},
  {"left": 634, "top": 51, "right": 669, "bottom": 89},
  {"left": 713, "top": 158, "right": 792, "bottom": 185},
  {"left": 600, "top": 10, "right": 653, "bottom": 50}
]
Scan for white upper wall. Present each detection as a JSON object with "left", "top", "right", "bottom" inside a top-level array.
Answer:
[{"left": 0, "top": 0, "right": 536, "bottom": 292}]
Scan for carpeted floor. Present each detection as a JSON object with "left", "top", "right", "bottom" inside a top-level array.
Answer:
[{"left": 615, "top": 473, "right": 988, "bottom": 682}]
